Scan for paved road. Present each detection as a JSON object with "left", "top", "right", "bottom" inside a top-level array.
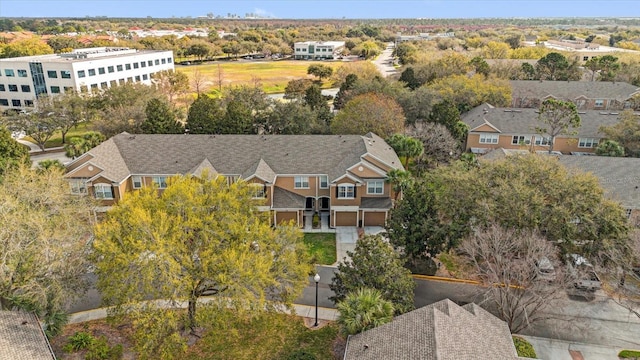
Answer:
[{"left": 372, "top": 42, "right": 397, "bottom": 78}]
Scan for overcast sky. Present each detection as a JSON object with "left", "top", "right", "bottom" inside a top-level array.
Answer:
[{"left": 1, "top": 0, "right": 640, "bottom": 19}]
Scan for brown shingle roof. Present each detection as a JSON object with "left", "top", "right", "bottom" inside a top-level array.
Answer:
[
  {"left": 510, "top": 80, "right": 640, "bottom": 102},
  {"left": 462, "top": 105, "right": 622, "bottom": 138},
  {"left": 0, "top": 311, "right": 56, "bottom": 360},
  {"left": 344, "top": 299, "right": 521, "bottom": 360},
  {"left": 272, "top": 187, "right": 305, "bottom": 209},
  {"left": 68, "top": 133, "right": 402, "bottom": 184}
]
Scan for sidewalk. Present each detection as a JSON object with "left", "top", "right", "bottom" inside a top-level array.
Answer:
[
  {"left": 68, "top": 302, "right": 339, "bottom": 325},
  {"left": 522, "top": 335, "right": 623, "bottom": 360}
]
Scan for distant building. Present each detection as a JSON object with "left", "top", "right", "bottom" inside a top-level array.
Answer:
[
  {"left": 395, "top": 31, "right": 455, "bottom": 43},
  {"left": 537, "top": 39, "right": 639, "bottom": 62},
  {"left": 293, "top": 41, "right": 345, "bottom": 60},
  {"left": 0, "top": 47, "right": 174, "bottom": 111}
]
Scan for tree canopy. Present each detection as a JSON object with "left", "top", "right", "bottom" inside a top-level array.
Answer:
[
  {"left": 599, "top": 110, "right": 640, "bottom": 157},
  {"left": 536, "top": 99, "right": 581, "bottom": 153},
  {"left": 331, "top": 92, "right": 405, "bottom": 138},
  {"left": 0, "top": 125, "right": 29, "bottom": 178}
]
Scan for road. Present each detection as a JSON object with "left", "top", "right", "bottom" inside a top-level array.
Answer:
[
  {"left": 68, "top": 266, "right": 640, "bottom": 349},
  {"left": 372, "top": 42, "right": 397, "bottom": 78}
]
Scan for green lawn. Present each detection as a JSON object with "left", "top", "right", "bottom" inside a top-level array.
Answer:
[
  {"left": 24, "top": 122, "right": 95, "bottom": 149},
  {"left": 177, "top": 60, "right": 343, "bottom": 94},
  {"left": 303, "top": 233, "right": 337, "bottom": 265},
  {"left": 186, "top": 309, "right": 340, "bottom": 360}
]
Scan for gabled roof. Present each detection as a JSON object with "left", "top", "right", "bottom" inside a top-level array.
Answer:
[
  {"left": 462, "top": 105, "right": 622, "bottom": 137},
  {"left": 510, "top": 80, "right": 640, "bottom": 101},
  {"left": 189, "top": 158, "right": 217, "bottom": 177},
  {"left": 343, "top": 299, "right": 522, "bottom": 360},
  {"left": 558, "top": 155, "right": 640, "bottom": 209},
  {"left": 0, "top": 311, "right": 56, "bottom": 360},
  {"left": 65, "top": 133, "right": 403, "bottom": 183},
  {"left": 360, "top": 197, "right": 393, "bottom": 209}
]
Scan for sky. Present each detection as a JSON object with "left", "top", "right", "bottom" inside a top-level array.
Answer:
[{"left": 1, "top": 0, "right": 640, "bottom": 19}]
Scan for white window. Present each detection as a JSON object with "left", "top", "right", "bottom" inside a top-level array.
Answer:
[
  {"left": 294, "top": 176, "right": 309, "bottom": 189},
  {"left": 367, "top": 180, "right": 384, "bottom": 195},
  {"left": 225, "top": 175, "right": 239, "bottom": 186},
  {"left": 94, "top": 184, "right": 113, "bottom": 199},
  {"left": 511, "top": 135, "right": 529, "bottom": 145},
  {"left": 319, "top": 175, "right": 328, "bottom": 189},
  {"left": 251, "top": 184, "right": 266, "bottom": 199},
  {"left": 152, "top": 176, "right": 167, "bottom": 189},
  {"left": 479, "top": 134, "right": 499, "bottom": 144},
  {"left": 132, "top": 176, "right": 143, "bottom": 189},
  {"left": 534, "top": 136, "right": 551, "bottom": 146},
  {"left": 69, "top": 178, "right": 87, "bottom": 195},
  {"left": 578, "top": 138, "right": 599, "bottom": 148},
  {"left": 595, "top": 99, "right": 604, "bottom": 107},
  {"left": 337, "top": 184, "right": 355, "bottom": 199}
]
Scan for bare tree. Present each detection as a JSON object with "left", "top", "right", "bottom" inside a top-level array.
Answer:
[
  {"left": 461, "top": 224, "right": 568, "bottom": 333},
  {"left": 406, "top": 122, "right": 461, "bottom": 173},
  {"left": 191, "top": 67, "right": 209, "bottom": 95},
  {"left": 216, "top": 64, "right": 224, "bottom": 92}
]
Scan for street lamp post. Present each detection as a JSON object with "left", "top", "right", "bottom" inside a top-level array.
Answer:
[{"left": 314, "top": 273, "right": 320, "bottom": 327}]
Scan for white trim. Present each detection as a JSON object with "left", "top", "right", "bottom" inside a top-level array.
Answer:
[
  {"left": 63, "top": 151, "right": 95, "bottom": 169},
  {"left": 294, "top": 175, "right": 310, "bottom": 189},
  {"left": 331, "top": 206, "right": 359, "bottom": 211},
  {"left": 337, "top": 183, "right": 355, "bottom": 199},
  {"left": 318, "top": 175, "right": 329, "bottom": 189},
  {"left": 64, "top": 160, "right": 104, "bottom": 177},
  {"left": 131, "top": 175, "right": 143, "bottom": 189},
  {"left": 366, "top": 180, "right": 384, "bottom": 195},
  {"left": 362, "top": 152, "right": 401, "bottom": 171},
  {"left": 332, "top": 173, "right": 362, "bottom": 184},
  {"left": 347, "top": 160, "right": 387, "bottom": 177},
  {"left": 470, "top": 120, "right": 501, "bottom": 133}
]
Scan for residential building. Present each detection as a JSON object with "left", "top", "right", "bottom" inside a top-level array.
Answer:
[
  {"left": 0, "top": 311, "right": 56, "bottom": 360},
  {"left": 64, "top": 132, "right": 403, "bottom": 227},
  {"left": 510, "top": 80, "right": 640, "bottom": 110},
  {"left": 293, "top": 41, "right": 345, "bottom": 60},
  {"left": 343, "top": 299, "right": 524, "bottom": 360},
  {"left": 0, "top": 47, "right": 174, "bottom": 112},
  {"left": 462, "top": 103, "right": 625, "bottom": 155}
]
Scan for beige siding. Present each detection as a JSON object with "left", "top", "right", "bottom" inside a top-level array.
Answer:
[{"left": 274, "top": 176, "right": 317, "bottom": 197}]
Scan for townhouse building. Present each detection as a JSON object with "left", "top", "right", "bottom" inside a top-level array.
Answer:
[
  {"left": 0, "top": 47, "right": 174, "bottom": 111},
  {"left": 64, "top": 132, "right": 403, "bottom": 228}
]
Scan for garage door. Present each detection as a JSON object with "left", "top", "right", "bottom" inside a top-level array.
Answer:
[
  {"left": 335, "top": 211, "right": 357, "bottom": 226},
  {"left": 276, "top": 211, "right": 297, "bottom": 225},
  {"left": 364, "top": 212, "right": 386, "bottom": 227}
]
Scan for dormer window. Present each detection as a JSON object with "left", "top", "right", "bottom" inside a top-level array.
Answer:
[{"left": 337, "top": 184, "right": 355, "bottom": 199}]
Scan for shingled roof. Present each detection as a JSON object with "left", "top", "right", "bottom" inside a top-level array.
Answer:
[
  {"left": 343, "top": 299, "right": 522, "bottom": 360},
  {"left": 510, "top": 80, "right": 640, "bottom": 102},
  {"left": 67, "top": 133, "right": 403, "bottom": 184},
  {"left": 462, "top": 104, "right": 622, "bottom": 137},
  {"left": 0, "top": 311, "right": 56, "bottom": 360}
]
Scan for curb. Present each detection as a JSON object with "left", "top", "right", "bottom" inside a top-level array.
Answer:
[{"left": 412, "top": 274, "right": 480, "bottom": 285}]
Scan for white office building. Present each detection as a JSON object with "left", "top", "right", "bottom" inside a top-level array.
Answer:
[
  {"left": 0, "top": 47, "right": 174, "bottom": 111},
  {"left": 293, "top": 41, "right": 345, "bottom": 60}
]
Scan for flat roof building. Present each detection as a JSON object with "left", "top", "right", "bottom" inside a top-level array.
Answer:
[
  {"left": 293, "top": 41, "right": 345, "bottom": 60},
  {"left": 0, "top": 47, "right": 174, "bottom": 111}
]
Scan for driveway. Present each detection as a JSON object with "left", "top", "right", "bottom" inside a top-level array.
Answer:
[{"left": 335, "top": 226, "right": 385, "bottom": 265}]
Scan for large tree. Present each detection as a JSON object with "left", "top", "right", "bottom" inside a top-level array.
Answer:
[
  {"left": 307, "top": 64, "right": 333, "bottom": 82},
  {"left": 461, "top": 224, "right": 568, "bottom": 333},
  {"left": 141, "top": 98, "right": 183, "bottom": 134},
  {"left": 92, "top": 175, "right": 311, "bottom": 333},
  {"left": 152, "top": 70, "right": 189, "bottom": 105},
  {"left": 599, "top": 110, "right": 640, "bottom": 157},
  {"left": 427, "top": 100, "right": 468, "bottom": 143},
  {"left": 385, "top": 133, "right": 424, "bottom": 169},
  {"left": 0, "top": 165, "right": 96, "bottom": 336},
  {"left": 535, "top": 52, "right": 580, "bottom": 81},
  {"left": 406, "top": 122, "right": 461, "bottom": 172},
  {"left": 536, "top": 98, "right": 581, "bottom": 153},
  {"left": 330, "top": 234, "right": 415, "bottom": 315},
  {"left": 331, "top": 92, "right": 405, "bottom": 138},
  {"left": 5, "top": 108, "right": 59, "bottom": 151},
  {"left": 186, "top": 95, "right": 226, "bottom": 134},
  {"left": 0, "top": 125, "right": 29, "bottom": 177}
]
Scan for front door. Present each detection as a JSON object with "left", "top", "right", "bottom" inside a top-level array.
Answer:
[
  {"left": 305, "top": 197, "right": 315, "bottom": 210},
  {"left": 319, "top": 197, "right": 330, "bottom": 210}
]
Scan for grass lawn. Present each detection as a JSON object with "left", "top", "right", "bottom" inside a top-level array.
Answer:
[
  {"left": 303, "top": 233, "right": 337, "bottom": 265},
  {"left": 24, "top": 122, "right": 95, "bottom": 149},
  {"left": 177, "top": 60, "right": 343, "bottom": 94},
  {"left": 186, "top": 310, "right": 341, "bottom": 360}
]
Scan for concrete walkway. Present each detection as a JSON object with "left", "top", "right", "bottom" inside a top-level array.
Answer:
[
  {"left": 68, "top": 302, "right": 338, "bottom": 325},
  {"left": 335, "top": 226, "right": 386, "bottom": 265},
  {"left": 521, "top": 335, "right": 623, "bottom": 360}
]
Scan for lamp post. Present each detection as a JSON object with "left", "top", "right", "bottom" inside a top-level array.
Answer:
[{"left": 313, "top": 273, "right": 320, "bottom": 327}]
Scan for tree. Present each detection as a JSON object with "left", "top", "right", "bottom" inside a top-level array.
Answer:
[
  {"left": 385, "top": 133, "right": 424, "bottom": 169},
  {"left": 0, "top": 125, "right": 29, "bottom": 178},
  {"left": 0, "top": 37, "right": 53, "bottom": 58},
  {"left": 141, "top": 98, "right": 183, "bottom": 134},
  {"left": 284, "top": 79, "right": 313, "bottom": 100},
  {"left": 461, "top": 224, "right": 568, "bottom": 333},
  {"left": 386, "top": 179, "right": 461, "bottom": 274},
  {"left": 406, "top": 122, "right": 461, "bottom": 172},
  {"left": 186, "top": 95, "right": 225, "bottom": 134},
  {"left": 481, "top": 41, "right": 511, "bottom": 59},
  {"left": 47, "top": 36, "right": 83, "bottom": 53},
  {"left": 5, "top": 109, "right": 58, "bottom": 151},
  {"left": 536, "top": 99, "right": 581, "bottom": 153},
  {"left": 303, "top": 84, "right": 327, "bottom": 111},
  {"left": 337, "top": 288, "right": 394, "bottom": 335},
  {"left": 535, "top": 52, "right": 580, "bottom": 81},
  {"left": 353, "top": 40, "right": 381, "bottom": 59},
  {"left": 51, "top": 92, "right": 93, "bottom": 144},
  {"left": 427, "top": 100, "right": 468, "bottom": 143},
  {"left": 398, "top": 67, "right": 421, "bottom": 90},
  {"left": 330, "top": 234, "right": 415, "bottom": 315},
  {"left": 64, "top": 131, "right": 105, "bottom": 158},
  {"left": 597, "top": 55, "right": 621, "bottom": 82},
  {"left": 92, "top": 175, "right": 312, "bottom": 334},
  {"left": 152, "top": 70, "right": 189, "bottom": 105},
  {"left": 469, "top": 56, "right": 490, "bottom": 77},
  {"left": 331, "top": 93, "right": 405, "bottom": 138},
  {"left": 427, "top": 74, "right": 512, "bottom": 111},
  {"left": 333, "top": 73, "right": 358, "bottom": 110},
  {"left": 599, "top": 110, "right": 640, "bottom": 157},
  {"left": 258, "top": 100, "right": 317, "bottom": 135},
  {"left": 595, "top": 139, "right": 625, "bottom": 157},
  {"left": 307, "top": 64, "right": 333, "bottom": 82},
  {"left": 0, "top": 165, "right": 96, "bottom": 336},
  {"left": 384, "top": 168, "right": 412, "bottom": 203}
]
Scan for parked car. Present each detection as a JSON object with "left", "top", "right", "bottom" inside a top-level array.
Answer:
[
  {"left": 534, "top": 256, "right": 556, "bottom": 282},
  {"left": 566, "top": 254, "right": 601, "bottom": 291}
]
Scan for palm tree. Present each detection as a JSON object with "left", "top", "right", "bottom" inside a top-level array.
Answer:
[
  {"left": 337, "top": 288, "right": 394, "bottom": 335},
  {"left": 385, "top": 169, "right": 412, "bottom": 203},
  {"left": 385, "top": 134, "right": 424, "bottom": 169}
]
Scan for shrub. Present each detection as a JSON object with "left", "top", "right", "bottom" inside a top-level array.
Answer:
[
  {"left": 286, "top": 349, "right": 317, "bottom": 360},
  {"left": 312, "top": 213, "right": 320, "bottom": 228},
  {"left": 64, "top": 331, "right": 95, "bottom": 352},
  {"left": 619, "top": 350, "right": 640, "bottom": 359},
  {"left": 513, "top": 336, "right": 537, "bottom": 358},
  {"left": 86, "top": 336, "right": 123, "bottom": 360}
]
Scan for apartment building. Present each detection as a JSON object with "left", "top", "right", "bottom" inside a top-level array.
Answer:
[
  {"left": 293, "top": 41, "right": 345, "bottom": 60},
  {"left": 0, "top": 47, "right": 174, "bottom": 111}
]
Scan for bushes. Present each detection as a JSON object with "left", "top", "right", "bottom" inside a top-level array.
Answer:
[
  {"left": 513, "top": 336, "right": 537, "bottom": 358},
  {"left": 619, "top": 350, "right": 640, "bottom": 359},
  {"left": 64, "top": 331, "right": 94, "bottom": 352},
  {"left": 64, "top": 331, "right": 123, "bottom": 360}
]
